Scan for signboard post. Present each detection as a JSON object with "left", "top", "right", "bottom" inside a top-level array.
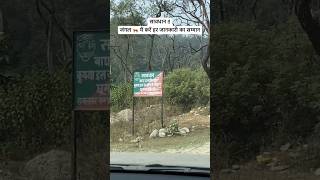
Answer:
[
  {"left": 133, "top": 71, "right": 164, "bottom": 135},
  {"left": 72, "top": 31, "right": 109, "bottom": 180}
]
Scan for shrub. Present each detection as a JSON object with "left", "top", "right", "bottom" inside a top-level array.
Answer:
[
  {"left": 164, "top": 68, "right": 209, "bottom": 110},
  {"left": 111, "top": 82, "right": 132, "bottom": 112},
  {"left": 212, "top": 19, "right": 320, "bottom": 162},
  {"left": 0, "top": 71, "right": 72, "bottom": 158}
]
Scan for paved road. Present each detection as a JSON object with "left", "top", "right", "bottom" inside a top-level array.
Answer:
[
  {"left": 165, "top": 142, "right": 210, "bottom": 155},
  {"left": 110, "top": 152, "right": 210, "bottom": 168}
]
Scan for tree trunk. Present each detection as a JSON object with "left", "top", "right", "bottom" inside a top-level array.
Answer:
[
  {"left": 0, "top": 8, "right": 4, "bottom": 32},
  {"left": 219, "top": 0, "right": 225, "bottom": 21},
  {"left": 295, "top": 0, "right": 320, "bottom": 57},
  {"left": 251, "top": 0, "right": 259, "bottom": 20},
  {"left": 147, "top": 35, "right": 155, "bottom": 71},
  {"left": 47, "top": 16, "right": 54, "bottom": 74}
]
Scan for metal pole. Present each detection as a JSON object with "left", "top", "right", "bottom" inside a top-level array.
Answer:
[
  {"left": 71, "top": 110, "right": 77, "bottom": 180},
  {"left": 132, "top": 97, "right": 135, "bottom": 136},
  {"left": 161, "top": 96, "right": 164, "bottom": 128},
  {"left": 161, "top": 72, "right": 164, "bottom": 128}
]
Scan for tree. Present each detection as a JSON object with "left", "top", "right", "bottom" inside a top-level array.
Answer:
[
  {"left": 295, "top": 0, "right": 320, "bottom": 58},
  {"left": 162, "top": 0, "right": 210, "bottom": 76}
]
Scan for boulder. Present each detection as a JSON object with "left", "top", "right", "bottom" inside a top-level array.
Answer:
[
  {"left": 149, "top": 129, "right": 158, "bottom": 138},
  {"left": 256, "top": 154, "right": 273, "bottom": 165},
  {"left": 178, "top": 128, "right": 187, "bottom": 135},
  {"left": 181, "top": 127, "right": 190, "bottom": 133},
  {"left": 23, "top": 150, "right": 106, "bottom": 180},
  {"left": 158, "top": 128, "right": 167, "bottom": 138},
  {"left": 110, "top": 114, "right": 119, "bottom": 124},
  {"left": 116, "top": 109, "right": 132, "bottom": 122},
  {"left": 159, "top": 128, "right": 167, "bottom": 133},
  {"left": 23, "top": 150, "right": 71, "bottom": 180},
  {"left": 159, "top": 132, "right": 166, "bottom": 138},
  {"left": 314, "top": 168, "right": 320, "bottom": 176},
  {"left": 280, "top": 143, "right": 291, "bottom": 152}
]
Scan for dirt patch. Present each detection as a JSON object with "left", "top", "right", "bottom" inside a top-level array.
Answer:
[{"left": 111, "top": 128, "right": 210, "bottom": 153}]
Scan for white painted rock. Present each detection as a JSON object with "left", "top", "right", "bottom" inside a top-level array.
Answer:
[
  {"left": 178, "top": 128, "right": 187, "bottom": 135},
  {"left": 181, "top": 127, "right": 190, "bottom": 133},
  {"left": 159, "top": 132, "right": 166, "bottom": 138},
  {"left": 149, "top": 129, "right": 158, "bottom": 138},
  {"left": 159, "top": 128, "right": 167, "bottom": 133}
]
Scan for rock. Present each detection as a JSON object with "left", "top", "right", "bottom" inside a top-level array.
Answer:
[
  {"left": 149, "top": 105, "right": 156, "bottom": 108},
  {"left": 178, "top": 128, "right": 187, "bottom": 135},
  {"left": 266, "top": 161, "right": 277, "bottom": 167},
  {"left": 191, "top": 125, "right": 197, "bottom": 131},
  {"left": 231, "top": 164, "right": 240, "bottom": 170},
  {"left": 270, "top": 165, "right": 290, "bottom": 171},
  {"left": 130, "top": 136, "right": 143, "bottom": 143},
  {"left": 116, "top": 109, "right": 132, "bottom": 122},
  {"left": 23, "top": 150, "right": 72, "bottom": 180},
  {"left": 158, "top": 128, "right": 167, "bottom": 137},
  {"left": 280, "top": 143, "right": 291, "bottom": 152},
  {"left": 159, "top": 128, "right": 167, "bottom": 133},
  {"left": 181, "top": 127, "right": 190, "bottom": 133},
  {"left": 256, "top": 154, "right": 273, "bottom": 164},
  {"left": 314, "top": 168, "right": 320, "bottom": 176},
  {"left": 159, "top": 132, "right": 166, "bottom": 138},
  {"left": 288, "top": 152, "right": 300, "bottom": 158},
  {"left": 110, "top": 114, "right": 119, "bottom": 124},
  {"left": 149, "top": 129, "right": 158, "bottom": 138}
]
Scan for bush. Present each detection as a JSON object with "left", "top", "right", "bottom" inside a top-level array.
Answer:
[
  {"left": 212, "top": 18, "right": 320, "bottom": 162},
  {"left": 0, "top": 71, "right": 72, "bottom": 158},
  {"left": 111, "top": 83, "right": 132, "bottom": 112},
  {"left": 164, "top": 68, "right": 209, "bottom": 110}
]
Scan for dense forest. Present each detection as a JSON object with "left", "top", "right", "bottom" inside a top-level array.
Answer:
[
  {"left": 211, "top": 0, "right": 320, "bottom": 177},
  {"left": 1, "top": 0, "right": 320, "bottom": 178},
  {"left": 0, "top": 0, "right": 210, "bottom": 159}
]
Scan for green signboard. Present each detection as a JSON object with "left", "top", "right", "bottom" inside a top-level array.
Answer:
[
  {"left": 73, "top": 31, "right": 109, "bottom": 110},
  {"left": 133, "top": 71, "right": 163, "bottom": 97}
]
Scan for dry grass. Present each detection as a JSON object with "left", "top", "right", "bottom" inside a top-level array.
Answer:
[
  {"left": 111, "top": 128, "right": 210, "bottom": 152},
  {"left": 110, "top": 105, "right": 210, "bottom": 152}
]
